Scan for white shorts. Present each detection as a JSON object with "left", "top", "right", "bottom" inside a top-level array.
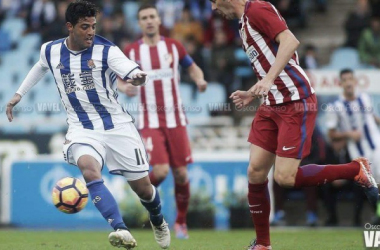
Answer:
[{"left": 63, "top": 122, "right": 149, "bottom": 181}]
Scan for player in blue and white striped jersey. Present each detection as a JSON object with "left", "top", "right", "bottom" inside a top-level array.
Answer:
[
  {"left": 6, "top": 1, "right": 170, "bottom": 249},
  {"left": 326, "top": 68, "right": 380, "bottom": 222},
  {"left": 326, "top": 69, "right": 380, "bottom": 178}
]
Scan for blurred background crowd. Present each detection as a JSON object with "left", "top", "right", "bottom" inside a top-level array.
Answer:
[{"left": 1, "top": 0, "right": 380, "bottom": 229}]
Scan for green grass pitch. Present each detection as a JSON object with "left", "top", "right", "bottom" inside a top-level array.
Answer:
[{"left": 0, "top": 228, "right": 364, "bottom": 250}]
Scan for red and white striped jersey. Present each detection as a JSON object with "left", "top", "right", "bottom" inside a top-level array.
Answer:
[
  {"left": 240, "top": 0, "right": 314, "bottom": 105},
  {"left": 124, "top": 37, "right": 193, "bottom": 129}
]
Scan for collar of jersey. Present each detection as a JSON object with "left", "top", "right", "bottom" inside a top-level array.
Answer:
[{"left": 63, "top": 38, "right": 89, "bottom": 56}]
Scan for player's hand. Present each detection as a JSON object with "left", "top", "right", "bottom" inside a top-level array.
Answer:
[
  {"left": 6, "top": 93, "right": 22, "bottom": 122},
  {"left": 249, "top": 79, "right": 273, "bottom": 98},
  {"left": 348, "top": 130, "right": 361, "bottom": 142},
  {"left": 126, "top": 72, "right": 148, "bottom": 86},
  {"left": 230, "top": 90, "right": 255, "bottom": 108},
  {"left": 196, "top": 79, "right": 207, "bottom": 92}
]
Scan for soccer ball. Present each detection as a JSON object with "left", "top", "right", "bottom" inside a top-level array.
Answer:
[{"left": 52, "top": 177, "right": 89, "bottom": 214}]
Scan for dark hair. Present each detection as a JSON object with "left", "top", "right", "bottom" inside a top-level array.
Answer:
[
  {"left": 137, "top": 3, "right": 158, "bottom": 19},
  {"left": 339, "top": 68, "right": 354, "bottom": 78},
  {"left": 65, "top": 0, "right": 99, "bottom": 26}
]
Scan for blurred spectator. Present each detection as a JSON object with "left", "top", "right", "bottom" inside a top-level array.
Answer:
[
  {"left": 100, "top": 0, "right": 116, "bottom": 18},
  {"left": 43, "top": 1, "right": 68, "bottom": 42},
  {"left": 183, "top": 0, "right": 212, "bottom": 24},
  {"left": 269, "top": 0, "right": 307, "bottom": 29},
  {"left": 204, "top": 13, "right": 236, "bottom": 47},
  {"left": 209, "top": 29, "right": 236, "bottom": 101},
  {"left": 370, "top": 0, "right": 380, "bottom": 17},
  {"left": 25, "top": 0, "right": 56, "bottom": 35},
  {"left": 156, "top": 0, "right": 184, "bottom": 30},
  {"left": 271, "top": 126, "right": 325, "bottom": 227},
  {"left": 358, "top": 16, "right": 380, "bottom": 67},
  {"left": 171, "top": 7, "right": 204, "bottom": 44},
  {"left": 98, "top": 12, "right": 130, "bottom": 48},
  {"left": 344, "top": 0, "right": 371, "bottom": 48},
  {"left": 300, "top": 44, "right": 319, "bottom": 69}
]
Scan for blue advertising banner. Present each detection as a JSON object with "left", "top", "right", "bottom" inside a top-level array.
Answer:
[{"left": 2, "top": 156, "right": 249, "bottom": 230}]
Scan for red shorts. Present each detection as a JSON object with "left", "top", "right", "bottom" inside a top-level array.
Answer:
[
  {"left": 140, "top": 126, "right": 193, "bottom": 168},
  {"left": 248, "top": 94, "right": 317, "bottom": 159}
]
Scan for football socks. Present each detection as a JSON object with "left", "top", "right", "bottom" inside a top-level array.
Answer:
[
  {"left": 175, "top": 182, "right": 190, "bottom": 224},
  {"left": 140, "top": 185, "right": 164, "bottom": 226},
  {"left": 87, "top": 179, "right": 128, "bottom": 231},
  {"left": 248, "top": 180, "right": 271, "bottom": 247},
  {"left": 294, "top": 162, "right": 360, "bottom": 187}
]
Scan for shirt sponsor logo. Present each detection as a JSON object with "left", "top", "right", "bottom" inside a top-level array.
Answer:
[
  {"left": 146, "top": 69, "right": 174, "bottom": 81},
  {"left": 246, "top": 46, "right": 259, "bottom": 63},
  {"left": 62, "top": 71, "right": 96, "bottom": 94}
]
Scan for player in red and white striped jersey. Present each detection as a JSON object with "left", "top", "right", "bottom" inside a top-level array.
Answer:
[
  {"left": 211, "top": 1, "right": 378, "bottom": 249},
  {"left": 122, "top": 4, "right": 207, "bottom": 240}
]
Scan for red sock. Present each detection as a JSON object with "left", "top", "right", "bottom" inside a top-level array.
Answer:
[
  {"left": 149, "top": 172, "right": 164, "bottom": 187},
  {"left": 175, "top": 182, "right": 190, "bottom": 224},
  {"left": 248, "top": 180, "right": 270, "bottom": 247},
  {"left": 294, "top": 162, "right": 360, "bottom": 188}
]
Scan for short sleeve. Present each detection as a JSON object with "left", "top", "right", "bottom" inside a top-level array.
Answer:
[
  {"left": 246, "top": 2, "right": 288, "bottom": 40},
  {"left": 39, "top": 42, "right": 51, "bottom": 69},
  {"left": 172, "top": 39, "right": 194, "bottom": 68},
  {"left": 108, "top": 46, "right": 140, "bottom": 80},
  {"left": 325, "top": 103, "right": 339, "bottom": 129}
]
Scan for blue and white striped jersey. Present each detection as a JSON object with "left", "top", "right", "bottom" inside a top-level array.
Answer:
[
  {"left": 326, "top": 93, "right": 380, "bottom": 159},
  {"left": 39, "top": 35, "right": 140, "bottom": 130}
]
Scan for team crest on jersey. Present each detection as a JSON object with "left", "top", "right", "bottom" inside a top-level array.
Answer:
[
  {"left": 87, "top": 59, "right": 96, "bottom": 69},
  {"left": 164, "top": 53, "right": 173, "bottom": 65}
]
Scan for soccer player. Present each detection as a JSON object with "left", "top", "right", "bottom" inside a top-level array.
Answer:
[
  {"left": 122, "top": 4, "right": 207, "bottom": 239},
  {"left": 327, "top": 68, "right": 380, "bottom": 223},
  {"left": 6, "top": 1, "right": 170, "bottom": 249},
  {"left": 210, "top": 1, "right": 379, "bottom": 249}
]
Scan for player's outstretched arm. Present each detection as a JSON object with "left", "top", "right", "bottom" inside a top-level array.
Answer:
[
  {"left": 6, "top": 93, "right": 22, "bottom": 122},
  {"left": 126, "top": 71, "right": 148, "bottom": 86},
  {"left": 187, "top": 63, "right": 207, "bottom": 92}
]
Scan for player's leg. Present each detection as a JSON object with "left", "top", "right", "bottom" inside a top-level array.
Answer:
[
  {"left": 105, "top": 123, "right": 170, "bottom": 249},
  {"left": 140, "top": 128, "right": 170, "bottom": 186},
  {"left": 271, "top": 179, "right": 286, "bottom": 226},
  {"left": 247, "top": 144, "right": 275, "bottom": 249},
  {"left": 274, "top": 95, "right": 378, "bottom": 206},
  {"left": 65, "top": 141, "right": 136, "bottom": 248},
  {"left": 166, "top": 126, "right": 192, "bottom": 239},
  {"left": 246, "top": 104, "right": 277, "bottom": 250}
]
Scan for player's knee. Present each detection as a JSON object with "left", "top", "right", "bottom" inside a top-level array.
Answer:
[
  {"left": 154, "top": 164, "right": 170, "bottom": 180},
  {"left": 274, "top": 172, "right": 295, "bottom": 188},
  {"left": 77, "top": 158, "right": 101, "bottom": 182},
  {"left": 247, "top": 164, "right": 267, "bottom": 183},
  {"left": 173, "top": 167, "right": 188, "bottom": 184}
]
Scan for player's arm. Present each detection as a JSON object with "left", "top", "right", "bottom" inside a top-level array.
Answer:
[
  {"left": 186, "top": 63, "right": 207, "bottom": 92},
  {"left": 249, "top": 29, "right": 299, "bottom": 97},
  {"left": 6, "top": 43, "right": 50, "bottom": 122},
  {"left": 175, "top": 39, "right": 207, "bottom": 92},
  {"left": 108, "top": 46, "right": 148, "bottom": 87}
]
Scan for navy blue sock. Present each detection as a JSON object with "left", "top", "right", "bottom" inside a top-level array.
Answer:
[
  {"left": 140, "top": 186, "right": 164, "bottom": 226},
  {"left": 87, "top": 179, "right": 128, "bottom": 231}
]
